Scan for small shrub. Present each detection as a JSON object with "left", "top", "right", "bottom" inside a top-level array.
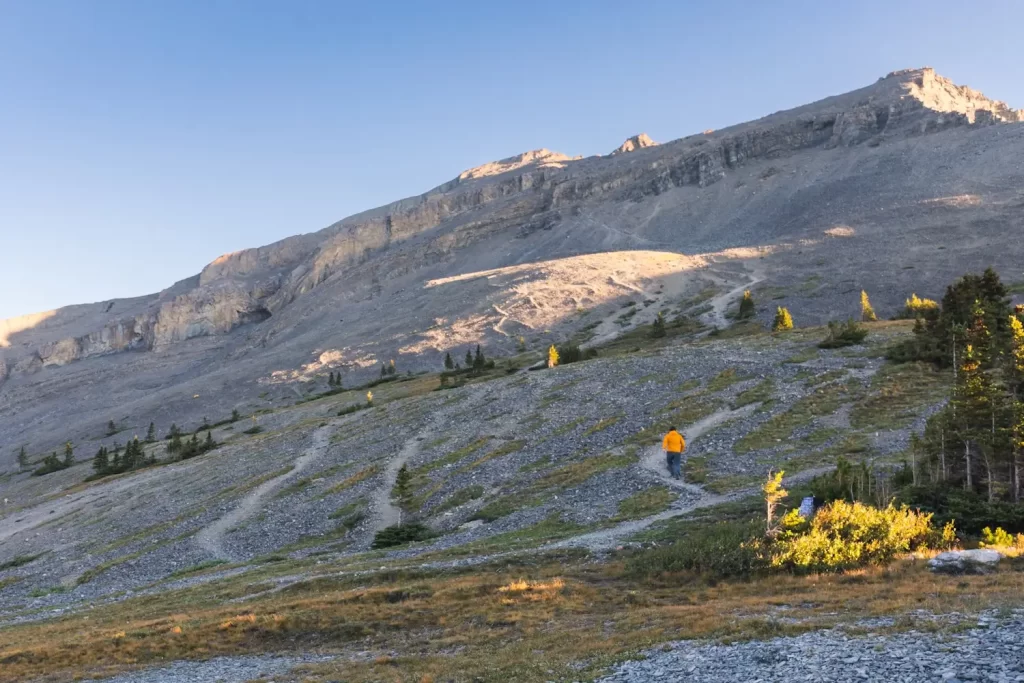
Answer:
[
  {"left": 628, "top": 521, "right": 766, "bottom": 578},
  {"left": 737, "top": 290, "right": 755, "bottom": 320},
  {"left": 980, "top": 526, "right": 1015, "bottom": 548},
  {"left": 371, "top": 523, "right": 435, "bottom": 549},
  {"left": 772, "top": 307, "right": 793, "bottom": 332},
  {"left": 898, "top": 293, "right": 940, "bottom": 320},
  {"left": 818, "top": 319, "right": 868, "bottom": 349},
  {"left": 557, "top": 344, "right": 598, "bottom": 365}
]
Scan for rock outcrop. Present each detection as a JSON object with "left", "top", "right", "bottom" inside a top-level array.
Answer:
[{"left": 611, "top": 133, "right": 657, "bottom": 155}]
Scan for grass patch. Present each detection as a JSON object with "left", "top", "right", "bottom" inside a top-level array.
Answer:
[
  {"left": 0, "top": 554, "right": 44, "bottom": 572},
  {"left": 583, "top": 416, "right": 623, "bottom": 436},
  {"left": 850, "top": 362, "right": 948, "bottom": 431},
  {"left": 707, "top": 368, "right": 750, "bottom": 392},
  {"left": 456, "top": 440, "right": 527, "bottom": 474},
  {"left": 733, "top": 379, "right": 774, "bottom": 408},
  {"left": 321, "top": 464, "right": 382, "bottom": 498},
  {"left": 550, "top": 417, "right": 587, "bottom": 437},
  {"left": 167, "top": 560, "right": 228, "bottom": 580},
  {"left": 274, "top": 477, "right": 313, "bottom": 499},
  {"left": 530, "top": 450, "right": 637, "bottom": 491},
  {"left": 782, "top": 347, "right": 819, "bottom": 364},
  {"left": 613, "top": 487, "right": 675, "bottom": 520},
  {"left": 471, "top": 495, "right": 532, "bottom": 522},
  {"left": 683, "top": 455, "right": 710, "bottom": 484},
  {"left": 734, "top": 382, "right": 862, "bottom": 454},
  {"left": 415, "top": 437, "right": 493, "bottom": 476},
  {"left": 637, "top": 397, "right": 724, "bottom": 446},
  {"left": 434, "top": 485, "right": 485, "bottom": 515}
]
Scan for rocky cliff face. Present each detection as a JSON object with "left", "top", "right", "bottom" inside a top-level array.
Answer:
[{"left": 1, "top": 68, "right": 1020, "bottom": 380}]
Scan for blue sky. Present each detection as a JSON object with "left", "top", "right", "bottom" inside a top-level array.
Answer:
[{"left": 1, "top": 0, "right": 1021, "bottom": 319}]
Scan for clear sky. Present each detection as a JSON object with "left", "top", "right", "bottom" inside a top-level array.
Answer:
[{"left": 0, "top": 0, "right": 1021, "bottom": 319}]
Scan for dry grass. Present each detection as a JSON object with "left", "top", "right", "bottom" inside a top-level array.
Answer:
[{"left": 3, "top": 553, "right": 1024, "bottom": 683}]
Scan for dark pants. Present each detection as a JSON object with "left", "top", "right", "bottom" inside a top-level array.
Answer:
[{"left": 666, "top": 451, "right": 681, "bottom": 478}]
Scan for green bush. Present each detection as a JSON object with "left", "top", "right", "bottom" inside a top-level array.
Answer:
[
  {"left": 371, "top": 523, "right": 436, "bottom": 549},
  {"left": 557, "top": 344, "right": 598, "bottom": 365},
  {"left": 771, "top": 500, "right": 933, "bottom": 573},
  {"left": 818, "top": 319, "right": 869, "bottom": 349},
  {"left": 628, "top": 521, "right": 766, "bottom": 578},
  {"left": 898, "top": 485, "right": 1024, "bottom": 534}
]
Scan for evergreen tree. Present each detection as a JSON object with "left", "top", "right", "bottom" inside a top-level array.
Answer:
[
  {"left": 1006, "top": 314, "right": 1024, "bottom": 501},
  {"left": 167, "top": 424, "right": 181, "bottom": 440},
  {"left": 110, "top": 444, "right": 122, "bottom": 471},
  {"left": 650, "top": 312, "right": 667, "bottom": 338},
  {"left": 62, "top": 442, "right": 74, "bottom": 468},
  {"left": 145, "top": 422, "right": 156, "bottom": 443},
  {"left": 381, "top": 363, "right": 387, "bottom": 379},
  {"left": 738, "top": 290, "right": 756, "bottom": 320},
  {"left": 388, "top": 359, "right": 396, "bottom": 376},
  {"left": 167, "top": 430, "right": 183, "bottom": 455},
  {"left": 772, "top": 307, "right": 794, "bottom": 332},
  {"left": 106, "top": 420, "right": 118, "bottom": 436},
  {"left": 93, "top": 446, "right": 109, "bottom": 475},
  {"left": 548, "top": 345, "right": 560, "bottom": 368},
  {"left": 444, "top": 352, "right": 455, "bottom": 370},
  {"left": 473, "top": 345, "right": 485, "bottom": 372},
  {"left": 393, "top": 464, "right": 413, "bottom": 523},
  {"left": 17, "top": 445, "right": 29, "bottom": 470},
  {"left": 231, "top": 409, "right": 241, "bottom": 422},
  {"left": 465, "top": 349, "right": 473, "bottom": 368},
  {"left": 204, "top": 431, "right": 215, "bottom": 451},
  {"left": 860, "top": 290, "right": 877, "bottom": 322}
]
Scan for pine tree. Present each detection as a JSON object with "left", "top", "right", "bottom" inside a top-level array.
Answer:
[
  {"left": 62, "top": 442, "right": 74, "bottom": 468},
  {"left": 167, "top": 424, "right": 181, "bottom": 440},
  {"left": 145, "top": 422, "right": 156, "bottom": 443},
  {"left": 473, "top": 345, "right": 485, "bottom": 372},
  {"left": 388, "top": 359, "right": 396, "bottom": 376},
  {"left": 381, "top": 363, "right": 387, "bottom": 379},
  {"left": 444, "top": 352, "right": 455, "bottom": 370},
  {"left": 204, "top": 431, "right": 215, "bottom": 452},
  {"left": 231, "top": 409, "right": 240, "bottom": 422},
  {"left": 650, "top": 312, "right": 667, "bottom": 338},
  {"left": 465, "top": 349, "right": 473, "bottom": 368},
  {"left": 106, "top": 420, "right": 118, "bottom": 436},
  {"left": 393, "top": 463, "right": 413, "bottom": 523},
  {"left": 167, "top": 430, "right": 182, "bottom": 455},
  {"left": 93, "top": 446, "right": 109, "bottom": 475},
  {"left": 738, "top": 290, "right": 755, "bottom": 320},
  {"left": 110, "top": 444, "right": 122, "bottom": 471},
  {"left": 1006, "top": 314, "right": 1024, "bottom": 501},
  {"left": 772, "top": 307, "right": 794, "bottom": 332},
  {"left": 17, "top": 446, "right": 29, "bottom": 470},
  {"left": 328, "top": 372, "right": 335, "bottom": 386},
  {"left": 547, "top": 345, "right": 560, "bottom": 368},
  {"left": 861, "top": 290, "right": 877, "bottom": 322}
]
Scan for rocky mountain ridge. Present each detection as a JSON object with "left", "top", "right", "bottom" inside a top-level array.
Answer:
[
  {"left": 2, "top": 67, "right": 1019, "bottom": 378},
  {"left": 1, "top": 67, "right": 1022, "bottom": 460}
]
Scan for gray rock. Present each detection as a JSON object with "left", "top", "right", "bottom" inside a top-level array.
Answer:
[{"left": 928, "top": 549, "right": 1003, "bottom": 575}]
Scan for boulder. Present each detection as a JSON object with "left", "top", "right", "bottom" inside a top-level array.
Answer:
[{"left": 927, "top": 549, "right": 1003, "bottom": 575}]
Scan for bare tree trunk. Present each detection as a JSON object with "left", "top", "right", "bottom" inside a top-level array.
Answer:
[
  {"left": 911, "top": 445, "right": 918, "bottom": 486},
  {"left": 965, "top": 441, "right": 973, "bottom": 491},
  {"left": 940, "top": 430, "right": 947, "bottom": 482}
]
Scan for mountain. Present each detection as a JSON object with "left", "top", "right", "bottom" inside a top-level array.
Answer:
[{"left": 1, "top": 66, "right": 1022, "bottom": 462}]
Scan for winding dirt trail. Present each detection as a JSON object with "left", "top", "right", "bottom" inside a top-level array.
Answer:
[
  {"left": 639, "top": 403, "right": 760, "bottom": 492},
  {"left": 194, "top": 425, "right": 332, "bottom": 561},
  {"left": 703, "top": 265, "right": 766, "bottom": 329},
  {"left": 368, "top": 433, "right": 429, "bottom": 533}
]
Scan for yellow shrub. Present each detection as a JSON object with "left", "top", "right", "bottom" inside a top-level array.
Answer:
[{"left": 771, "top": 500, "right": 934, "bottom": 573}]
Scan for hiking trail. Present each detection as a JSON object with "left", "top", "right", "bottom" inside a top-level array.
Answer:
[{"left": 195, "top": 425, "right": 332, "bottom": 561}]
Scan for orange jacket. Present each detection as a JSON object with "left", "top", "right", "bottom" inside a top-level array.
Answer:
[{"left": 663, "top": 430, "right": 685, "bottom": 453}]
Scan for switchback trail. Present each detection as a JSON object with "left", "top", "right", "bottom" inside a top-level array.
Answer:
[{"left": 194, "top": 425, "right": 332, "bottom": 561}]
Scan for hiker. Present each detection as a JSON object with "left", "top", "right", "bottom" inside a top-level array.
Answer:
[{"left": 662, "top": 427, "right": 686, "bottom": 480}]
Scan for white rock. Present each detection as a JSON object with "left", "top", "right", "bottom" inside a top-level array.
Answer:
[{"left": 927, "top": 549, "right": 1003, "bottom": 574}]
